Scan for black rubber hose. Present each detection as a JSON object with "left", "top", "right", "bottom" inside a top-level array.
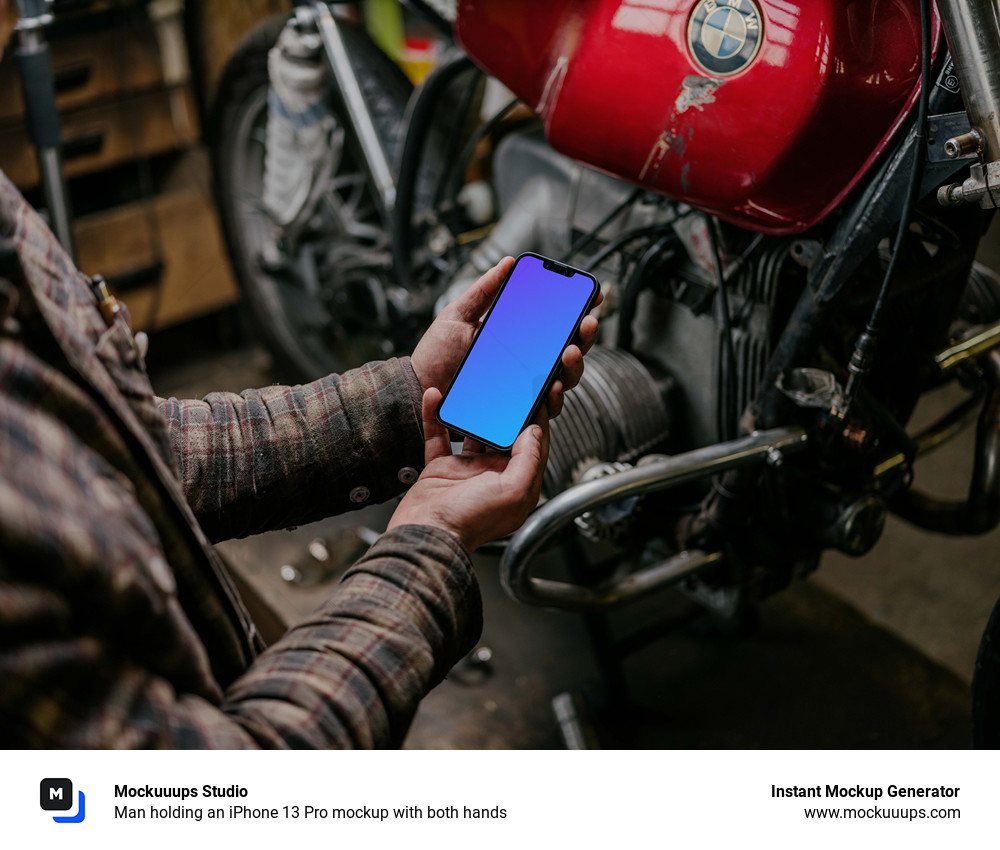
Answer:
[
  {"left": 616, "top": 235, "right": 675, "bottom": 352},
  {"left": 391, "top": 52, "right": 474, "bottom": 291},
  {"left": 432, "top": 70, "right": 483, "bottom": 209},
  {"left": 443, "top": 95, "right": 520, "bottom": 233},
  {"left": 868, "top": 0, "right": 933, "bottom": 331}
]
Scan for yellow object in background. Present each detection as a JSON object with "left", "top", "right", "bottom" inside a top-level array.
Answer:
[
  {"left": 364, "top": 0, "right": 404, "bottom": 60},
  {"left": 398, "top": 36, "right": 439, "bottom": 84},
  {"left": 363, "top": 0, "right": 440, "bottom": 84}
]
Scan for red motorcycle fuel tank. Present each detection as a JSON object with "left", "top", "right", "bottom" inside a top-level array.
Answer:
[{"left": 455, "top": 0, "right": 937, "bottom": 234}]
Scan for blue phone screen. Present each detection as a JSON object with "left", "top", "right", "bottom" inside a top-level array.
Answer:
[{"left": 438, "top": 255, "right": 596, "bottom": 449}]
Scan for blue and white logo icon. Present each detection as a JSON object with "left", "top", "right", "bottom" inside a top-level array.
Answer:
[
  {"left": 40, "top": 778, "right": 86, "bottom": 823},
  {"left": 688, "top": 0, "right": 764, "bottom": 76}
]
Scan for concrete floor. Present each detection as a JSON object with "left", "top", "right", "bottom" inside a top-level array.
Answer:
[
  {"left": 148, "top": 319, "right": 999, "bottom": 749},
  {"left": 817, "top": 382, "right": 1000, "bottom": 687}
]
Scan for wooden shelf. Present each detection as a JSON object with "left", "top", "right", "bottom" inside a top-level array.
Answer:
[
  {"left": 0, "top": 1, "right": 239, "bottom": 333},
  {"left": 73, "top": 151, "right": 238, "bottom": 332}
]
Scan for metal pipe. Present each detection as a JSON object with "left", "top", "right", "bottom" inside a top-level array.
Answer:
[
  {"left": 934, "top": 317, "right": 1000, "bottom": 372},
  {"left": 874, "top": 391, "right": 982, "bottom": 477},
  {"left": 14, "top": 4, "right": 75, "bottom": 258},
  {"left": 515, "top": 550, "right": 724, "bottom": 613},
  {"left": 500, "top": 427, "right": 809, "bottom": 611},
  {"left": 891, "top": 350, "right": 1000, "bottom": 535},
  {"left": 36, "top": 147, "right": 74, "bottom": 258},
  {"left": 312, "top": 3, "right": 396, "bottom": 222},
  {"left": 938, "top": 0, "right": 1000, "bottom": 162},
  {"left": 552, "top": 692, "right": 600, "bottom": 749}
]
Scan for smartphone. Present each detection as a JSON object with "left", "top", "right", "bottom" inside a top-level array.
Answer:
[{"left": 437, "top": 252, "right": 600, "bottom": 451}]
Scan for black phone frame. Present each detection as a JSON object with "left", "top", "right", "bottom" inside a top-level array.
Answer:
[{"left": 435, "top": 252, "right": 601, "bottom": 452}]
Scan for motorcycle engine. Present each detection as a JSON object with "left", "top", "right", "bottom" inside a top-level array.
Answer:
[{"left": 445, "top": 126, "right": 795, "bottom": 526}]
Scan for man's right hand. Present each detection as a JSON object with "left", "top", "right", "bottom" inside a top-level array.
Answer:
[{"left": 386, "top": 388, "right": 549, "bottom": 553}]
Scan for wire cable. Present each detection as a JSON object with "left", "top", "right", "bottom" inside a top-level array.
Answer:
[
  {"left": 842, "top": 0, "right": 932, "bottom": 408},
  {"left": 705, "top": 215, "right": 739, "bottom": 441},
  {"left": 560, "top": 187, "right": 645, "bottom": 263},
  {"left": 581, "top": 223, "right": 675, "bottom": 271}
]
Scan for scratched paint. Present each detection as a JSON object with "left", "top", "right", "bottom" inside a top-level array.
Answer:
[
  {"left": 675, "top": 75, "right": 724, "bottom": 114},
  {"left": 639, "top": 130, "right": 677, "bottom": 181},
  {"left": 640, "top": 77, "right": 721, "bottom": 185},
  {"left": 640, "top": 123, "right": 694, "bottom": 184},
  {"left": 536, "top": 55, "right": 569, "bottom": 117}
]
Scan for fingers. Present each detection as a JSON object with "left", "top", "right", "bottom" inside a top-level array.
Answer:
[
  {"left": 577, "top": 314, "right": 599, "bottom": 355},
  {"left": 552, "top": 314, "right": 597, "bottom": 411},
  {"left": 529, "top": 401, "right": 550, "bottom": 476},
  {"left": 421, "top": 388, "right": 452, "bottom": 465},
  {"left": 561, "top": 344, "right": 584, "bottom": 390},
  {"left": 503, "top": 419, "right": 547, "bottom": 501},
  {"left": 547, "top": 378, "right": 565, "bottom": 418},
  {"left": 547, "top": 343, "right": 584, "bottom": 418},
  {"left": 451, "top": 256, "right": 515, "bottom": 322},
  {"left": 534, "top": 401, "right": 550, "bottom": 461}
]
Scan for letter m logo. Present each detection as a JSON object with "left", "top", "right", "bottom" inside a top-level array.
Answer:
[{"left": 40, "top": 779, "right": 73, "bottom": 812}]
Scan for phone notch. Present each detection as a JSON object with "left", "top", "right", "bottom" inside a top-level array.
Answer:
[{"left": 542, "top": 259, "right": 576, "bottom": 277}]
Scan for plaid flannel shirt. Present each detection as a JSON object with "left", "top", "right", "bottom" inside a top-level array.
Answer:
[{"left": 0, "top": 171, "right": 482, "bottom": 748}]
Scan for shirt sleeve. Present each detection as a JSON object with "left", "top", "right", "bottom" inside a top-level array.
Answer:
[
  {"left": 157, "top": 357, "right": 426, "bottom": 542},
  {"left": 0, "top": 525, "right": 482, "bottom": 749}
]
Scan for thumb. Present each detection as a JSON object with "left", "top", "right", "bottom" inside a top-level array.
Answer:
[
  {"left": 452, "top": 256, "right": 514, "bottom": 322},
  {"left": 502, "top": 421, "right": 546, "bottom": 498}
]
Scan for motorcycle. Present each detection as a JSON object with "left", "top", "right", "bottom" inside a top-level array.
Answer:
[{"left": 212, "top": 0, "right": 1000, "bottom": 745}]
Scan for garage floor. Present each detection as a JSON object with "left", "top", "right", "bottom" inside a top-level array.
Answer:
[{"left": 148, "top": 320, "right": 999, "bottom": 749}]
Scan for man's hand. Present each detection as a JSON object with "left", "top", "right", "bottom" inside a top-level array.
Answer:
[
  {"left": 410, "top": 256, "right": 601, "bottom": 419},
  {"left": 387, "top": 387, "right": 549, "bottom": 553}
]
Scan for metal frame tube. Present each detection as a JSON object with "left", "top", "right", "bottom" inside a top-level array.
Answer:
[
  {"left": 312, "top": 2, "right": 397, "bottom": 223},
  {"left": 938, "top": 0, "right": 1000, "bottom": 162}
]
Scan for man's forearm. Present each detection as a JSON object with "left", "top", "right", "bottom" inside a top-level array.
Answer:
[
  {"left": 0, "top": 526, "right": 480, "bottom": 748},
  {"left": 221, "top": 525, "right": 481, "bottom": 747},
  {"left": 158, "top": 358, "right": 425, "bottom": 541}
]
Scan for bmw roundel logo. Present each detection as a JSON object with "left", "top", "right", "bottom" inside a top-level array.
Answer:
[{"left": 687, "top": 0, "right": 764, "bottom": 77}]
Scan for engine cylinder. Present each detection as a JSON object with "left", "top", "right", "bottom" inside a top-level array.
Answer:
[{"left": 544, "top": 346, "right": 671, "bottom": 497}]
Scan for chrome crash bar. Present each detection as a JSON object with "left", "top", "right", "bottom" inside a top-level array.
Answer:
[{"left": 500, "top": 427, "right": 809, "bottom": 612}]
